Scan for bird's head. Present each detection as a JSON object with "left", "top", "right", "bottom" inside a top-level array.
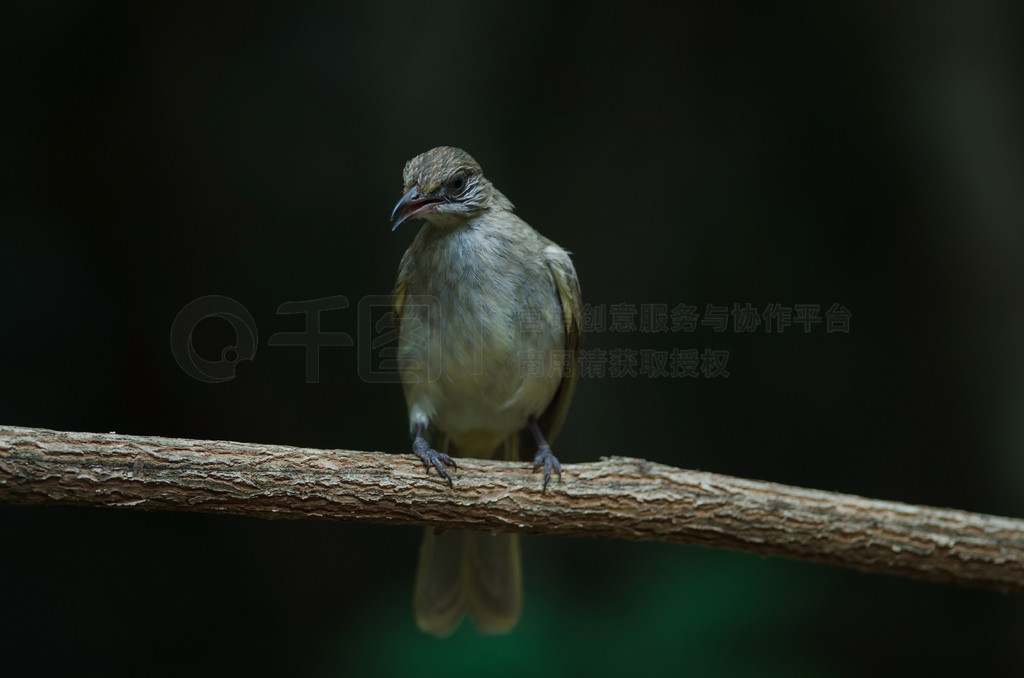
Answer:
[{"left": 390, "top": 146, "right": 493, "bottom": 230}]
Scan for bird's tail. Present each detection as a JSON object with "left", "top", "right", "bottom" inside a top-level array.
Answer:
[{"left": 413, "top": 433, "right": 522, "bottom": 637}]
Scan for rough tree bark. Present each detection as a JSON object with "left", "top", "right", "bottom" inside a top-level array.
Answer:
[{"left": 1, "top": 425, "right": 1022, "bottom": 594}]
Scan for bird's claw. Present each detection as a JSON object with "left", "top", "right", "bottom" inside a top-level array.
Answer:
[
  {"left": 532, "top": 444, "right": 562, "bottom": 492},
  {"left": 413, "top": 437, "right": 457, "bottom": 487}
]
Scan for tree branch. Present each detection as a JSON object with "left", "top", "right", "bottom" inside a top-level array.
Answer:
[{"left": 1, "top": 425, "right": 1022, "bottom": 594}]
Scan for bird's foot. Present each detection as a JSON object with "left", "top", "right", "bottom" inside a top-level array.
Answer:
[
  {"left": 532, "top": 444, "right": 562, "bottom": 492},
  {"left": 413, "top": 436, "right": 457, "bottom": 488}
]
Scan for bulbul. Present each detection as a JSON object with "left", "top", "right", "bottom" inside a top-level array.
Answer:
[{"left": 390, "top": 147, "right": 582, "bottom": 636}]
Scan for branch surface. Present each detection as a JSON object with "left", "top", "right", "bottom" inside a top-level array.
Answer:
[{"left": 2, "top": 425, "right": 1022, "bottom": 594}]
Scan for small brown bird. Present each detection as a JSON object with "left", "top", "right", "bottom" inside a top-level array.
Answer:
[{"left": 390, "top": 147, "right": 582, "bottom": 636}]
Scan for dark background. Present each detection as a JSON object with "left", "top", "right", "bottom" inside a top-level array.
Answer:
[{"left": 3, "top": 1, "right": 1023, "bottom": 675}]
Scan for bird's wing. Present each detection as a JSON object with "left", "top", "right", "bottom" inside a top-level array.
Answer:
[
  {"left": 536, "top": 243, "right": 583, "bottom": 444},
  {"left": 392, "top": 246, "right": 413, "bottom": 327}
]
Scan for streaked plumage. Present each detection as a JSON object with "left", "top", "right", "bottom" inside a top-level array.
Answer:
[{"left": 390, "top": 147, "right": 582, "bottom": 636}]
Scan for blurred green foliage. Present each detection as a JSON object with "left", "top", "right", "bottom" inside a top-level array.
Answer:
[{"left": 2, "top": 0, "right": 1022, "bottom": 675}]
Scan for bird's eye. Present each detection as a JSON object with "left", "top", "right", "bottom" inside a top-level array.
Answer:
[{"left": 448, "top": 175, "right": 466, "bottom": 194}]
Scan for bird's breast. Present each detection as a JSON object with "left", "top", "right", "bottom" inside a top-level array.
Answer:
[{"left": 398, "top": 222, "right": 564, "bottom": 438}]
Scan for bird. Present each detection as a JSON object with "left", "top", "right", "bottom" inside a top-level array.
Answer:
[{"left": 389, "top": 146, "right": 582, "bottom": 636}]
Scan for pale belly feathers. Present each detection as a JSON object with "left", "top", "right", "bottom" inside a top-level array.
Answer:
[{"left": 398, "top": 221, "right": 565, "bottom": 445}]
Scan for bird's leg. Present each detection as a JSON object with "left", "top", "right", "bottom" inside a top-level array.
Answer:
[
  {"left": 412, "top": 422, "right": 457, "bottom": 488},
  {"left": 528, "top": 416, "right": 562, "bottom": 491}
]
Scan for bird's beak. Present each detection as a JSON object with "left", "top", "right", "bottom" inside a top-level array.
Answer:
[{"left": 390, "top": 186, "right": 443, "bottom": 231}]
